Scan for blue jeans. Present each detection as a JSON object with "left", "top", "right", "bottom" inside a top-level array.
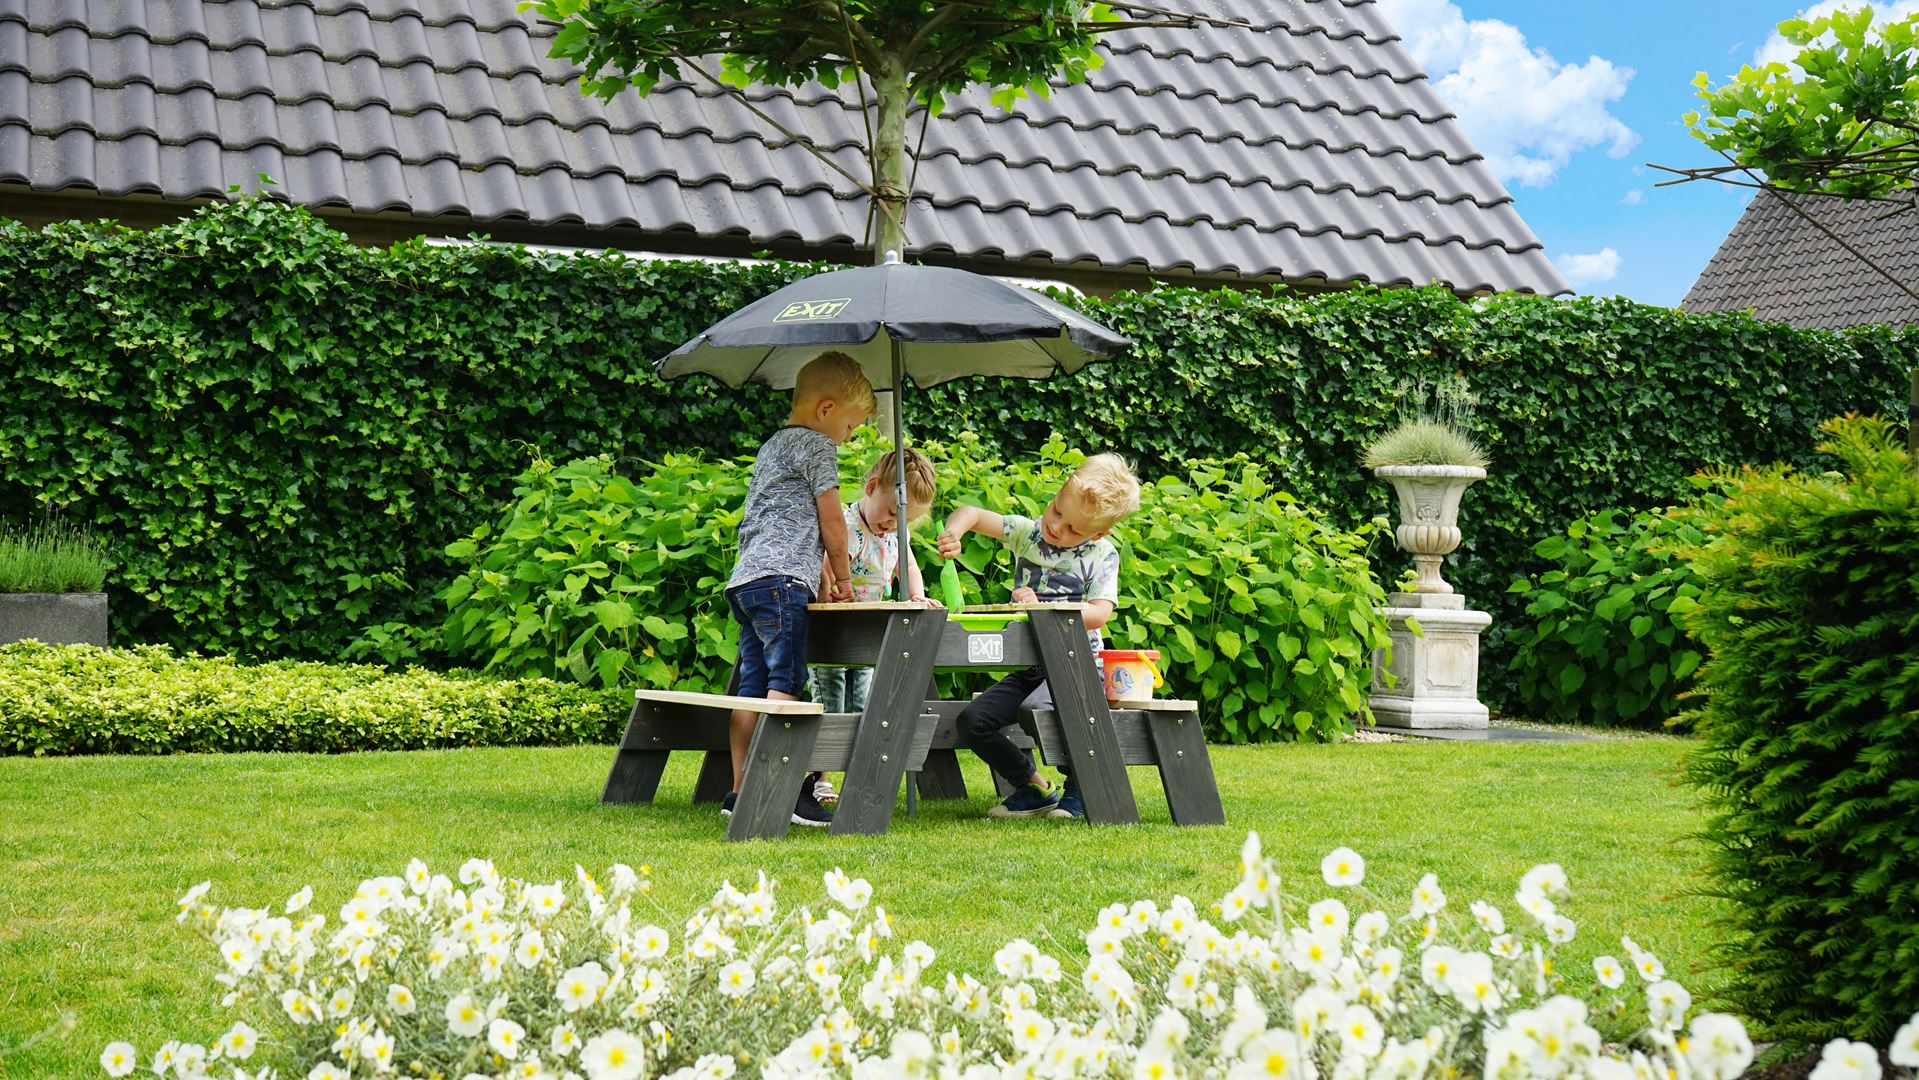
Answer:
[
  {"left": 726, "top": 576, "right": 812, "bottom": 697},
  {"left": 809, "top": 666, "right": 872, "bottom": 713}
]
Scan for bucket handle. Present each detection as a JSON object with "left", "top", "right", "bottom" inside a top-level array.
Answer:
[{"left": 1143, "top": 654, "right": 1163, "bottom": 690}]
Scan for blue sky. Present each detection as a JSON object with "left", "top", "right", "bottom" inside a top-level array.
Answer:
[{"left": 1373, "top": 0, "right": 1911, "bottom": 306}]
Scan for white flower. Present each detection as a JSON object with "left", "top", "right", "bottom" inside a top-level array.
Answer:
[
  {"left": 557, "top": 961, "right": 611, "bottom": 1012},
  {"left": 1420, "top": 945, "right": 1459, "bottom": 990},
  {"left": 325, "top": 987, "right": 354, "bottom": 1018},
  {"left": 516, "top": 929, "right": 546, "bottom": 969},
  {"left": 718, "top": 960, "right": 757, "bottom": 998},
  {"left": 1489, "top": 934, "right": 1521, "bottom": 960},
  {"left": 1410, "top": 873, "right": 1446, "bottom": 916},
  {"left": 1321, "top": 847, "right": 1365, "bottom": 887},
  {"left": 458, "top": 858, "right": 498, "bottom": 887},
  {"left": 361, "top": 1028, "right": 397, "bottom": 1073},
  {"left": 99, "top": 1042, "right": 136, "bottom": 1077},
  {"left": 1133, "top": 1050, "right": 1178, "bottom": 1080},
  {"left": 1353, "top": 911, "right": 1388, "bottom": 944},
  {"left": 524, "top": 883, "right": 567, "bottom": 920},
  {"left": 1008, "top": 1010, "right": 1055, "bottom": 1056},
  {"left": 1592, "top": 955, "right": 1626, "bottom": 989},
  {"left": 306, "top": 1064, "right": 347, "bottom": 1080},
  {"left": 1447, "top": 952, "right": 1502, "bottom": 1014},
  {"left": 1292, "top": 987, "right": 1341, "bottom": 1041},
  {"left": 1809, "top": 1038, "right": 1883, "bottom": 1080},
  {"left": 218, "top": 1021, "right": 258, "bottom": 1061},
  {"left": 284, "top": 885, "right": 313, "bottom": 914},
  {"left": 1308, "top": 898, "right": 1350, "bottom": 939},
  {"left": 1687, "top": 1013, "right": 1755, "bottom": 1080},
  {"left": 490, "top": 1018, "right": 528, "bottom": 1060},
  {"left": 551, "top": 1022, "right": 581, "bottom": 1059},
  {"left": 1645, "top": 979, "right": 1690, "bottom": 1030},
  {"left": 176, "top": 881, "right": 211, "bottom": 917},
  {"left": 446, "top": 990, "right": 487, "bottom": 1037},
  {"left": 632, "top": 925, "right": 669, "bottom": 959},
  {"left": 1635, "top": 949, "right": 1666, "bottom": 982},
  {"left": 219, "top": 936, "right": 260, "bottom": 975},
  {"left": 1337, "top": 1005, "right": 1383, "bottom": 1058},
  {"left": 1545, "top": 915, "right": 1577, "bottom": 944},
  {"left": 1891, "top": 1014, "right": 1919, "bottom": 1068},
  {"left": 1470, "top": 900, "right": 1505, "bottom": 935},
  {"left": 1515, "top": 890, "right": 1557, "bottom": 924},
  {"left": 149, "top": 1041, "right": 179, "bottom": 1074},
  {"left": 581, "top": 1030, "right": 647, "bottom": 1080},
  {"left": 1520, "top": 863, "right": 1568, "bottom": 897},
  {"left": 1231, "top": 1030, "right": 1312, "bottom": 1079},
  {"left": 386, "top": 983, "right": 416, "bottom": 1016}
]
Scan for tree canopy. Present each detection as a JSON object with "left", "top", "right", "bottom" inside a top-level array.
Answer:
[{"left": 1679, "top": 6, "right": 1919, "bottom": 199}]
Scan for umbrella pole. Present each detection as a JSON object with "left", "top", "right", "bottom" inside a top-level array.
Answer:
[{"left": 890, "top": 336, "right": 910, "bottom": 603}]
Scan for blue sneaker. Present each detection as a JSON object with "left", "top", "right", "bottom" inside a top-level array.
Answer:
[
  {"left": 1048, "top": 780, "right": 1085, "bottom": 820},
  {"left": 988, "top": 781, "right": 1060, "bottom": 819}
]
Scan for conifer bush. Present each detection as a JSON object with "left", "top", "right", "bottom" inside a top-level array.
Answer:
[{"left": 1677, "top": 415, "right": 1919, "bottom": 1043}]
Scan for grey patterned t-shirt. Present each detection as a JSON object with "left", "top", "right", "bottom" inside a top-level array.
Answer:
[
  {"left": 728, "top": 426, "right": 841, "bottom": 594},
  {"left": 1001, "top": 513, "right": 1120, "bottom": 651}
]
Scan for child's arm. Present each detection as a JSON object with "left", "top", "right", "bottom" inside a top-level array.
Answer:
[
  {"left": 817, "top": 491, "right": 853, "bottom": 602},
  {"left": 903, "top": 542, "right": 933, "bottom": 604},
  {"left": 936, "top": 505, "right": 1004, "bottom": 558},
  {"left": 1082, "top": 599, "right": 1115, "bottom": 631}
]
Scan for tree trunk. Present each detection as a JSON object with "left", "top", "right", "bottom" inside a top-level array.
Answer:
[{"left": 870, "top": 59, "right": 911, "bottom": 265}]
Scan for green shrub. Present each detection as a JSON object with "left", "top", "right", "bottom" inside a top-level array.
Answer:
[
  {"left": 440, "top": 452, "right": 745, "bottom": 691},
  {"left": 0, "top": 520, "right": 109, "bottom": 592},
  {"left": 436, "top": 430, "right": 1394, "bottom": 742},
  {"left": 2, "top": 197, "right": 1910, "bottom": 707},
  {"left": 0, "top": 642, "right": 629, "bottom": 755},
  {"left": 1677, "top": 415, "right": 1919, "bottom": 1044},
  {"left": 1505, "top": 505, "right": 1709, "bottom": 729}
]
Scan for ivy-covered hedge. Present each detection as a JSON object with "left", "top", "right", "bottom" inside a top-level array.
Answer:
[
  {"left": 1678, "top": 416, "right": 1919, "bottom": 1045},
  {"left": 2, "top": 199, "right": 1911, "bottom": 704},
  {"left": 0, "top": 641, "right": 629, "bottom": 755}
]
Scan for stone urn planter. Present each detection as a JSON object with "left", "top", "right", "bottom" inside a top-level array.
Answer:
[
  {"left": 0, "top": 591, "right": 110, "bottom": 646},
  {"left": 1367, "top": 463, "right": 1491, "bottom": 730},
  {"left": 1372, "top": 464, "right": 1486, "bottom": 594}
]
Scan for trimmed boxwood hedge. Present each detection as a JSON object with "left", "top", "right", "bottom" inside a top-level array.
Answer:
[
  {"left": 1, "top": 197, "right": 1911, "bottom": 704},
  {"left": 0, "top": 641, "right": 630, "bottom": 755}
]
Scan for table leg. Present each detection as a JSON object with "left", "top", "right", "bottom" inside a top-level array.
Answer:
[
  {"left": 602, "top": 701, "right": 668, "bottom": 804},
  {"left": 1146, "top": 709, "right": 1225, "bottom": 825},
  {"left": 692, "top": 752, "right": 732, "bottom": 804},
  {"left": 1028, "top": 609, "right": 1138, "bottom": 825},
  {"left": 831, "top": 610, "right": 946, "bottom": 835},
  {"left": 726, "top": 713, "right": 821, "bottom": 842}
]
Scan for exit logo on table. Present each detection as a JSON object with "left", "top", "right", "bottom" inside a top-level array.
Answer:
[
  {"left": 773, "top": 298, "right": 852, "bottom": 322},
  {"left": 967, "top": 634, "right": 1004, "bottom": 664}
]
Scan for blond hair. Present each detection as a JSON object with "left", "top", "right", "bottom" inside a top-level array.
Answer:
[
  {"left": 794, "top": 351, "right": 878, "bottom": 415},
  {"left": 865, "top": 446, "right": 937, "bottom": 508},
  {"left": 1060, "top": 453, "right": 1141, "bottom": 532}
]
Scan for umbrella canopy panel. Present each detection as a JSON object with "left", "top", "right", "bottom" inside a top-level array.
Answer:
[{"left": 657, "top": 261, "right": 1130, "bottom": 391}]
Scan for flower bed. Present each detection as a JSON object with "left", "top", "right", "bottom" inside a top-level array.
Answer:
[{"left": 103, "top": 835, "right": 1919, "bottom": 1080}]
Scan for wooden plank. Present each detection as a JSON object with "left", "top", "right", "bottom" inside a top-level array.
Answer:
[
  {"left": 1029, "top": 710, "right": 1157, "bottom": 765},
  {"left": 963, "top": 602, "right": 1091, "bottom": 613},
  {"left": 1028, "top": 609, "right": 1138, "bottom": 824},
  {"left": 832, "top": 610, "right": 948, "bottom": 836},
  {"left": 806, "top": 601, "right": 925, "bottom": 611},
  {"left": 633, "top": 689, "right": 822, "bottom": 715},
  {"left": 1126, "top": 698, "right": 1200, "bottom": 711},
  {"left": 602, "top": 700, "right": 675, "bottom": 805},
  {"left": 725, "top": 712, "right": 821, "bottom": 842},
  {"left": 930, "top": 619, "right": 1044, "bottom": 670},
  {"left": 914, "top": 749, "right": 969, "bottom": 800},
  {"left": 1145, "top": 708, "right": 1226, "bottom": 826},
  {"left": 692, "top": 751, "right": 731, "bottom": 804}
]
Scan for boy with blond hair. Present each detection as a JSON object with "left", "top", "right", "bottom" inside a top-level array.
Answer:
[
  {"left": 936, "top": 452, "right": 1142, "bottom": 820},
  {"left": 723, "top": 351, "right": 876, "bottom": 827}
]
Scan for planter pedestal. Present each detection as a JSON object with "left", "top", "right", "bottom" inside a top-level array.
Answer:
[
  {"left": 1369, "top": 591, "right": 1491, "bottom": 730},
  {"left": 0, "top": 592, "right": 110, "bottom": 646}
]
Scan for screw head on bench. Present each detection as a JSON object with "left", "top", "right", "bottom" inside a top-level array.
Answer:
[
  {"left": 1088, "top": 749, "right": 1096, "bottom": 757},
  {"left": 881, "top": 720, "right": 889, "bottom": 729},
  {"left": 881, "top": 755, "right": 889, "bottom": 763},
  {"left": 902, "top": 651, "right": 911, "bottom": 659},
  {"left": 784, "top": 721, "right": 791, "bottom": 729},
  {"left": 781, "top": 756, "right": 789, "bottom": 764},
  {"left": 1177, "top": 750, "right": 1185, "bottom": 758},
  {"left": 1088, "top": 717, "right": 1096, "bottom": 726}
]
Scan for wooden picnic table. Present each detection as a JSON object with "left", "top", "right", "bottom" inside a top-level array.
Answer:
[{"left": 601, "top": 601, "right": 1222, "bottom": 840}]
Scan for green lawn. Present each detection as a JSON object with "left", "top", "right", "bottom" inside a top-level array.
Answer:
[{"left": 0, "top": 737, "right": 1724, "bottom": 1077}]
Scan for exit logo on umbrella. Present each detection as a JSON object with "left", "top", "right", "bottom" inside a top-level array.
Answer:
[{"left": 773, "top": 298, "right": 853, "bottom": 322}]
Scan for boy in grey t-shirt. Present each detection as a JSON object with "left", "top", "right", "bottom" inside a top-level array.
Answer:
[{"left": 722, "top": 351, "right": 875, "bottom": 828}]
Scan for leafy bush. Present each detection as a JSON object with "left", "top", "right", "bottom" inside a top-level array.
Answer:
[
  {"left": 0, "top": 520, "right": 109, "bottom": 593},
  {"left": 1677, "top": 416, "right": 1919, "bottom": 1044},
  {"left": 436, "top": 430, "right": 1393, "bottom": 742},
  {"left": 2, "top": 198, "right": 1911, "bottom": 706},
  {"left": 1505, "top": 506, "right": 1709, "bottom": 729},
  {"left": 0, "top": 642, "right": 629, "bottom": 756},
  {"left": 440, "top": 452, "right": 745, "bottom": 691}
]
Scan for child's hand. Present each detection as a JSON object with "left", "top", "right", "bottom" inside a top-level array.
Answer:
[
  {"left": 830, "top": 579, "right": 854, "bottom": 603},
  {"left": 912, "top": 593, "right": 943, "bottom": 608},
  {"left": 1011, "top": 586, "right": 1039, "bottom": 604},
  {"left": 936, "top": 528, "right": 963, "bottom": 559}
]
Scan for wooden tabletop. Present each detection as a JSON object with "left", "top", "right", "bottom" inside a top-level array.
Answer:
[{"left": 804, "top": 601, "right": 1088, "bottom": 613}]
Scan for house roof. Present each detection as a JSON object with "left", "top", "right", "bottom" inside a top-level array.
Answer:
[
  {"left": 0, "top": 0, "right": 1571, "bottom": 295},
  {"left": 1682, "top": 190, "right": 1919, "bottom": 330}
]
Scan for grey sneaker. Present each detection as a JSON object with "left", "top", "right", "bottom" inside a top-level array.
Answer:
[
  {"left": 988, "top": 782, "right": 1061, "bottom": 819},
  {"left": 1047, "top": 779, "right": 1085, "bottom": 820}
]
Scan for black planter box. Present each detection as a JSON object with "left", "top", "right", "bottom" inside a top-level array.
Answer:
[{"left": 0, "top": 592, "right": 109, "bottom": 646}]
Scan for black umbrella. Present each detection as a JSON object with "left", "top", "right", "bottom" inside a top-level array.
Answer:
[{"left": 658, "top": 253, "right": 1132, "bottom": 598}]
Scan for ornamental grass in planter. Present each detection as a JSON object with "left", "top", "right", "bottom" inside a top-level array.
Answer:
[
  {"left": 0, "top": 521, "right": 112, "bottom": 646},
  {"left": 1362, "top": 380, "right": 1489, "bottom": 596}
]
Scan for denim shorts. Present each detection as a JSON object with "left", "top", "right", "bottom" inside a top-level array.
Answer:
[{"left": 726, "top": 576, "right": 812, "bottom": 698}]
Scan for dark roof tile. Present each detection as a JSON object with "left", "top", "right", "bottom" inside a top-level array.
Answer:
[
  {"left": 1682, "top": 192, "right": 1919, "bottom": 329},
  {"left": 2, "top": 0, "right": 1566, "bottom": 293}
]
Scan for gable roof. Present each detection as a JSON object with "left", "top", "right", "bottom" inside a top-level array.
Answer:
[
  {"left": 0, "top": 0, "right": 1570, "bottom": 295},
  {"left": 1682, "top": 191, "right": 1919, "bottom": 330}
]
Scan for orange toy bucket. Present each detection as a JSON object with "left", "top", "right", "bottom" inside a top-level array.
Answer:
[{"left": 1098, "top": 649, "right": 1162, "bottom": 704}]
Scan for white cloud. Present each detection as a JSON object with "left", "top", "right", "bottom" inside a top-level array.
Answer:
[
  {"left": 1753, "top": 1, "right": 1919, "bottom": 67},
  {"left": 1374, "top": 0, "right": 1639, "bottom": 188},
  {"left": 1621, "top": 189, "right": 1644, "bottom": 205},
  {"left": 1553, "top": 248, "right": 1623, "bottom": 286}
]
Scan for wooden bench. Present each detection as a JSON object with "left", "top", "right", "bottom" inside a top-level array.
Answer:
[
  {"left": 913, "top": 698, "right": 1225, "bottom": 825},
  {"left": 602, "top": 689, "right": 941, "bottom": 841}
]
